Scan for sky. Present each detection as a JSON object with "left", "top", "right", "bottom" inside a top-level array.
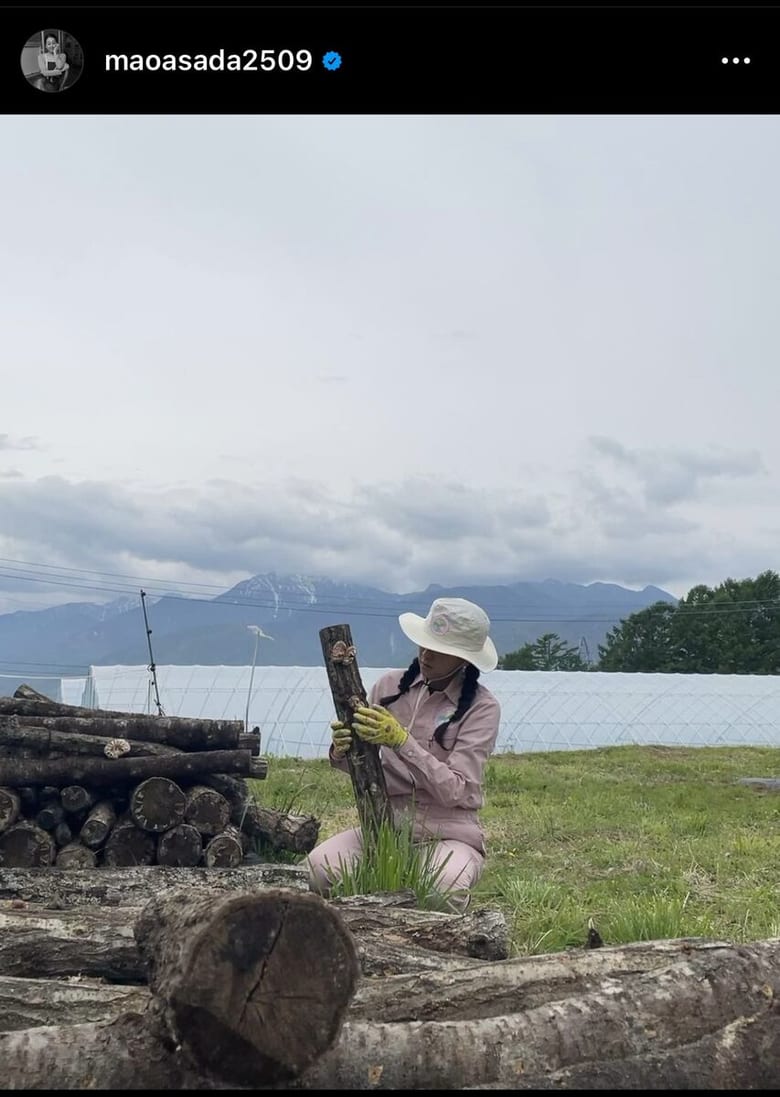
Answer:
[{"left": 1, "top": 114, "right": 778, "bottom": 614}]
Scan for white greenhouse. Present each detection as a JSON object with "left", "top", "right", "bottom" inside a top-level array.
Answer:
[{"left": 50, "top": 664, "right": 780, "bottom": 759}]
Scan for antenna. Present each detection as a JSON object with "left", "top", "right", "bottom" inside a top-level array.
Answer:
[{"left": 140, "top": 589, "right": 165, "bottom": 716}]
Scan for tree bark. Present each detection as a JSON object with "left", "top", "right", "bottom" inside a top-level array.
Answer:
[
  {"left": 0, "top": 708, "right": 242, "bottom": 751},
  {"left": 103, "top": 817, "right": 157, "bottom": 867},
  {"left": 203, "top": 824, "right": 244, "bottom": 868},
  {"left": 79, "top": 799, "right": 116, "bottom": 849},
  {"left": 291, "top": 938, "right": 780, "bottom": 1090},
  {"left": 205, "top": 773, "right": 320, "bottom": 854},
  {"left": 156, "top": 824, "right": 203, "bottom": 867},
  {"left": 0, "top": 821, "right": 56, "bottom": 866},
  {"left": 331, "top": 894, "right": 510, "bottom": 961},
  {"left": 55, "top": 842, "right": 98, "bottom": 869},
  {"left": 320, "top": 624, "right": 392, "bottom": 837},
  {"left": 346, "top": 937, "right": 735, "bottom": 1022},
  {"left": 0, "top": 974, "right": 149, "bottom": 1033},
  {"left": 468, "top": 1001, "right": 780, "bottom": 1090},
  {"left": 129, "top": 777, "right": 186, "bottom": 833},
  {"left": 0, "top": 788, "right": 20, "bottom": 833},
  {"left": 0, "top": 720, "right": 182, "bottom": 759},
  {"left": 184, "top": 784, "right": 230, "bottom": 836},
  {"left": 0, "top": 863, "right": 309, "bottom": 907},
  {"left": 0, "top": 904, "right": 142, "bottom": 980},
  {"left": 0, "top": 748, "right": 251, "bottom": 788},
  {"left": 0, "top": 887, "right": 360, "bottom": 1089}
]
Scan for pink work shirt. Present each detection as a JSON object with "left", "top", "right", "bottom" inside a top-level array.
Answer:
[{"left": 329, "top": 669, "right": 501, "bottom": 854}]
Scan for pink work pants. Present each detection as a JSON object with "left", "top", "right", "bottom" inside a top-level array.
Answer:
[{"left": 306, "top": 826, "right": 485, "bottom": 910}]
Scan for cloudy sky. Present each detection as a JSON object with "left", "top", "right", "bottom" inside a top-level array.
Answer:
[{"left": 1, "top": 114, "right": 778, "bottom": 613}]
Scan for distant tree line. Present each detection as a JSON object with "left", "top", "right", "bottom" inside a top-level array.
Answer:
[{"left": 498, "top": 571, "right": 780, "bottom": 674}]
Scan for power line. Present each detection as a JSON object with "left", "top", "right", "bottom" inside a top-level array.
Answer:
[{"left": 0, "top": 561, "right": 778, "bottom": 623}]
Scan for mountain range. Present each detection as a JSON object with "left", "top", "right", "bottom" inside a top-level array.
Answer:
[{"left": 0, "top": 573, "right": 677, "bottom": 683}]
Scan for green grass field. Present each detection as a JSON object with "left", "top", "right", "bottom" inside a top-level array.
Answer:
[{"left": 253, "top": 745, "right": 780, "bottom": 957}]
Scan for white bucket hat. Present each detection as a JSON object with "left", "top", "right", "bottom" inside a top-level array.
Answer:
[{"left": 398, "top": 597, "right": 499, "bottom": 673}]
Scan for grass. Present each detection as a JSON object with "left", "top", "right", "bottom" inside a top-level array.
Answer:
[{"left": 251, "top": 744, "right": 780, "bottom": 956}]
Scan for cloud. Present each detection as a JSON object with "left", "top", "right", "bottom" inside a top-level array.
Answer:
[
  {"left": 0, "top": 468, "right": 23, "bottom": 479},
  {"left": 587, "top": 435, "right": 764, "bottom": 505},
  {"left": 0, "top": 434, "right": 38, "bottom": 452},
  {"left": 0, "top": 441, "right": 772, "bottom": 606}
]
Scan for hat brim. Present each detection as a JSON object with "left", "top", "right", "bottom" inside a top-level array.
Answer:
[{"left": 398, "top": 612, "right": 499, "bottom": 673}]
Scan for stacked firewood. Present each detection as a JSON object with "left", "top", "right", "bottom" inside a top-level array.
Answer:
[{"left": 0, "top": 685, "right": 320, "bottom": 868}]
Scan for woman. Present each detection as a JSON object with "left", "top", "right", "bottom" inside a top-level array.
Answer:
[
  {"left": 307, "top": 596, "right": 501, "bottom": 908},
  {"left": 37, "top": 34, "right": 69, "bottom": 89}
]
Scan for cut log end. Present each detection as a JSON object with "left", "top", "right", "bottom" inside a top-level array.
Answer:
[
  {"left": 130, "top": 777, "right": 186, "bottom": 833},
  {"left": 136, "top": 887, "right": 360, "bottom": 1086}
]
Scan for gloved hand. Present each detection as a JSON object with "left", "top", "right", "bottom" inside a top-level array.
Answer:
[
  {"left": 352, "top": 705, "right": 409, "bottom": 749},
  {"left": 330, "top": 720, "right": 352, "bottom": 758}
]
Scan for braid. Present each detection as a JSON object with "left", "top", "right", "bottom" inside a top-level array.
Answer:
[
  {"left": 379, "top": 658, "right": 420, "bottom": 708},
  {"left": 433, "top": 664, "right": 480, "bottom": 749}
]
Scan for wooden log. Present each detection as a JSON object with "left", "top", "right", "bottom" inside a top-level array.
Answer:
[
  {"left": 35, "top": 799, "right": 65, "bottom": 831},
  {"left": 203, "top": 823, "right": 244, "bottom": 867},
  {"left": 134, "top": 887, "right": 360, "bottom": 1085},
  {"left": 0, "top": 974, "right": 149, "bottom": 1032},
  {"left": 0, "top": 864, "right": 309, "bottom": 907},
  {"left": 471, "top": 1002, "right": 780, "bottom": 1090},
  {"left": 0, "top": 937, "right": 769, "bottom": 1036},
  {"left": 0, "top": 788, "right": 20, "bottom": 833},
  {"left": 206, "top": 773, "right": 320, "bottom": 854},
  {"left": 55, "top": 842, "right": 97, "bottom": 869},
  {"left": 239, "top": 730, "right": 262, "bottom": 756},
  {"left": 0, "top": 887, "right": 360, "bottom": 1088},
  {"left": 292, "top": 938, "right": 780, "bottom": 1090},
  {"left": 0, "top": 724, "right": 183, "bottom": 759},
  {"left": 0, "top": 747, "right": 252, "bottom": 788},
  {"left": 320, "top": 624, "right": 392, "bottom": 838},
  {"left": 156, "top": 824, "right": 202, "bottom": 867},
  {"left": 183, "top": 783, "right": 230, "bottom": 836},
  {"left": 79, "top": 799, "right": 116, "bottom": 849},
  {"left": 53, "top": 822, "right": 73, "bottom": 848},
  {"left": 331, "top": 893, "right": 510, "bottom": 962},
  {"left": 0, "top": 704, "right": 242, "bottom": 750},
  {"left": 0, "top": 821, "right": 56, "bottom": 867},
  {"left": 12, "top": 684, "right": 51, "bottom": 702},
  {"left": 0, "top": 721, "right": 181, "bottom": 760},
  {"left": 250, "top": 756, "right": 269, "bottom": 779},
  {"left": 346, "top": 937, "right": 733, "bottom": 1022},
  {"left": 102, "top": 816, "right": 156, "bottom": 867},
  {"left": 129, "top": 777, "right": 185, "bottom": 833},
  {"left": 60, "top": 785, "right": 96, "bottom": 814}
]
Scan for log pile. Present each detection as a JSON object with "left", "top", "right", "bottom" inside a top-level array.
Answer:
[
  {"left": 0, "top": 685, "right": 320, "bottom": 868},
  {"left": 0, "top": 880, "right": 777, "bottom": 1089}
]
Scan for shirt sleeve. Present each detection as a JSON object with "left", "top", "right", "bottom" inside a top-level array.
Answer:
[{"left": 393, "top": 694, "right": 501, "bottom": 809}]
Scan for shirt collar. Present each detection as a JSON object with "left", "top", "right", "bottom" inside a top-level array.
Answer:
[{"left": 411, "top": 670, "right": 465, "bottom": 706}]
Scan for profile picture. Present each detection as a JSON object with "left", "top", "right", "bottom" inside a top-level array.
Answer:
[{"left": 21, "top": 30, "right": 84, "bottom": 93}]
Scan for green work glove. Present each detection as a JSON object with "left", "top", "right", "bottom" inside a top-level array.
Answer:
[
  {"left": 352, "top": 705, "right": 409, "bottom": 749},
  {"left": 330, "top": 720, "right": 352, "bottom": 758}
]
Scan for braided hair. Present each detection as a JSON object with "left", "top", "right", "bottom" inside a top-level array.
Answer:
[{"left": 379, "top": 657, "right": 481, "bottom": 749}]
